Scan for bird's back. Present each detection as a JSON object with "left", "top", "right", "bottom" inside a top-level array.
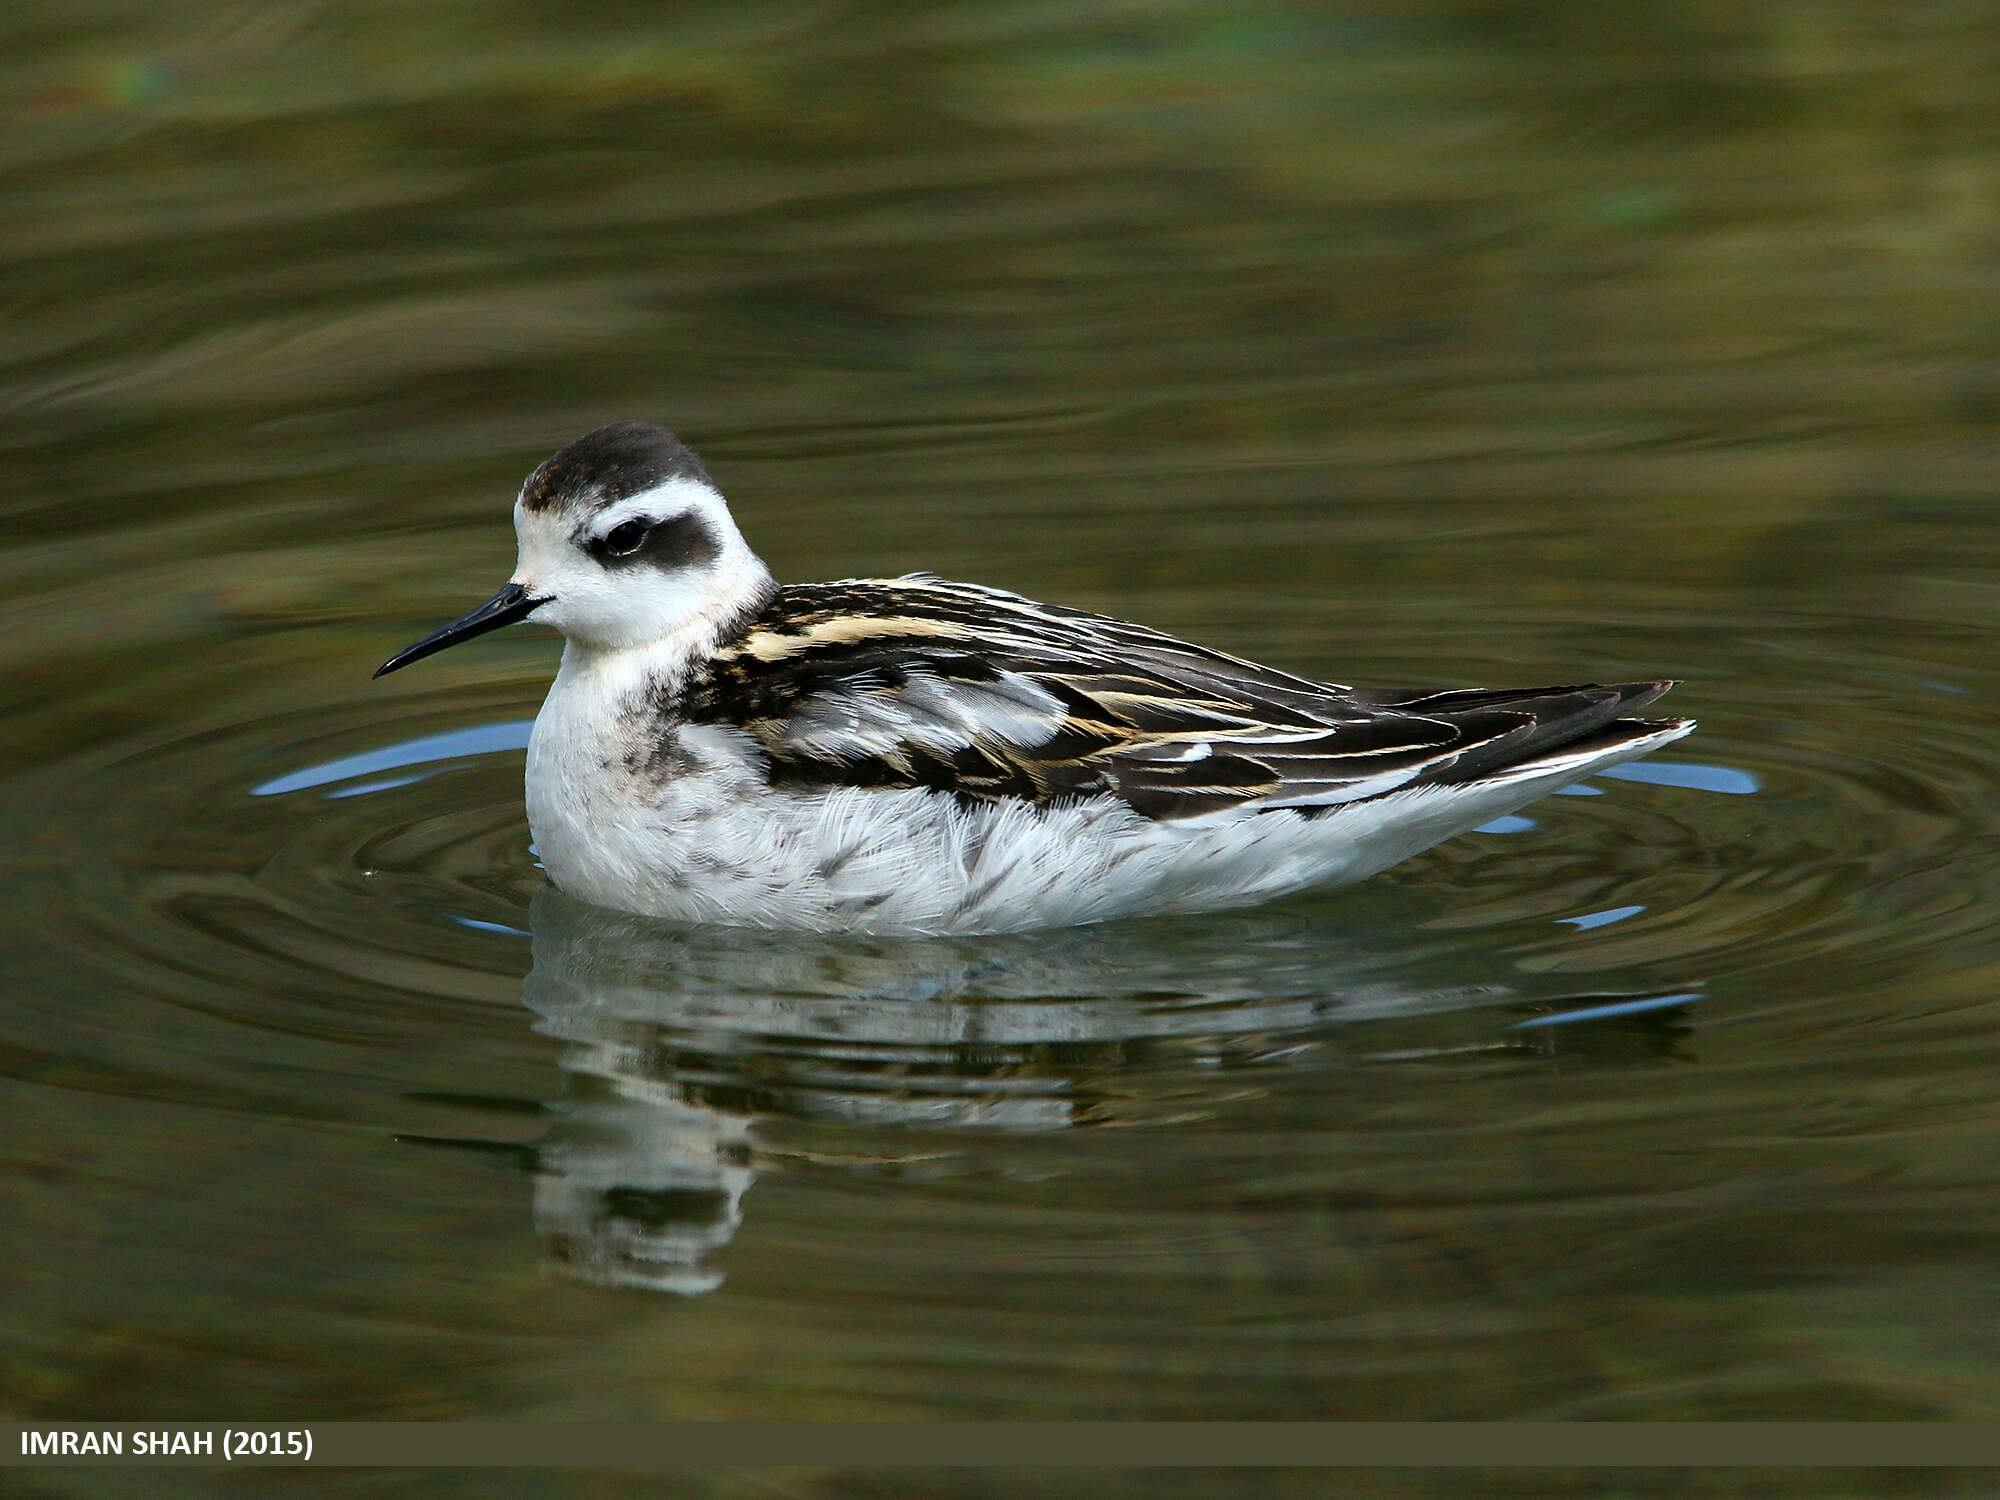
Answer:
[{"left": 674, "top": 575, "right": 1690, "bottom": 824}]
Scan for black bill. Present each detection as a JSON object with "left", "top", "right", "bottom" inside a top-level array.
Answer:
[{"left": 374, "top": 582, "right": 544, "bottom": 678}]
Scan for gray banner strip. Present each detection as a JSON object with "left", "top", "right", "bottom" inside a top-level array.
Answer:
[{"left": 5, "top": 1423, "right": 1998, "bottom": 1467}]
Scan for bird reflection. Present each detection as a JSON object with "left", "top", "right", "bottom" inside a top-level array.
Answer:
[
  {"left": 511, "top": 886, "right": 1694, "bottom": 1294},
  {"left": 514, "top": 883, "right": 1548, "bottom": 1295}
]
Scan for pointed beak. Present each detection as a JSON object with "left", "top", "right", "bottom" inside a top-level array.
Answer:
[{"left": 374, "top": 582, "right": 546, "bottom": 678}]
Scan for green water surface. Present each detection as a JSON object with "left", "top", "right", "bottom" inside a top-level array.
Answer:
[{"left": 3, "top": 0, "right": 1998, "bottom": 1478}]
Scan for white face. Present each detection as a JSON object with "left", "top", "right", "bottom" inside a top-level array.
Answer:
[{"left": 510, "top": 476, "right": 770, "bottom": 653}]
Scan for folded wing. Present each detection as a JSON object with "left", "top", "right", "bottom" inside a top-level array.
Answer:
[{"left": 681, "top": 577, "right": 1682, "bottom": 821}]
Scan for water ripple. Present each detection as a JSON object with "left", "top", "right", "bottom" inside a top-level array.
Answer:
[{"left": 10, "top": 617, "right": 1993, "bottom": 1312}]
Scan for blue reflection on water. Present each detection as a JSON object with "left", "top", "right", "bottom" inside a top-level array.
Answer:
[
  {"left": 1560, "top": 904, "right": 1644, "bottom": 930},
  {"left": 1474, "top": 758, "right": 1755, "bottom": 836},
  {"left": 450, "top": 915, "right": 532, "bottom": 938},
  {"left": 1511, "top": 992, "right": 1703, "bottom": 1029},
  {"left": 251, "top": 720, "right": 534, "bottom": 797},
  {"left": 1596, "top": 760, "right": 1760, "bottom": 795}
]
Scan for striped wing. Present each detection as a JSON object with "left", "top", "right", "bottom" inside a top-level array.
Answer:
[{"left": 680, "top": 577, "right": 1676, "bottom": 821}]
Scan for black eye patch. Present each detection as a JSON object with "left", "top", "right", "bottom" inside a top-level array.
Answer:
[{"left": 586, "top": 513, "right": 721, "bottom": 572}]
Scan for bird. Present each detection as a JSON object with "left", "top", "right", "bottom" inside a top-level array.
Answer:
[{"left": 375, "top": 422, "right": 1694, "bottom": 935}]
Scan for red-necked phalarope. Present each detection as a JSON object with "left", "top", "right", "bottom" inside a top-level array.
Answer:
[{"left": 376, "top": 422, "right": 1694, "bottom": 934}]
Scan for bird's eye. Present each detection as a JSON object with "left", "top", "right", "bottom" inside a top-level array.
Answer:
[{"left": 603, "top": 520, "right": 649, "bottom": 556}]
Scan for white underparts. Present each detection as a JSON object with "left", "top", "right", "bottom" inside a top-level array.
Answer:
[{"left": 526, "top": 644, "right": 1694, "bottom": 935}]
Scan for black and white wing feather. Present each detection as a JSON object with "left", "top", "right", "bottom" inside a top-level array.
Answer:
[{"left": 679, "top": 577, "right": 1685, "bottom": 821}]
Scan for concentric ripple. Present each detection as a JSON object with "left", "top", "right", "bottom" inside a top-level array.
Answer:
[
  {"left": 2, "top": 580, "right": 1990, "bottom": 1321},
  {"left": 0, "top": 532, "right": 1991, "bottom": 1438},
  {"left": 26, "top": 632, "right": 1985, "bottom": 1081},
  {"left": 7, "top": 0, "right": 2000, "bottom": 1426}
]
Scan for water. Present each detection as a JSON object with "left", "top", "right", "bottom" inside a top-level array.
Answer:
[{"left": 4, "top": 0, "right": 1999, "bottom": 1464}]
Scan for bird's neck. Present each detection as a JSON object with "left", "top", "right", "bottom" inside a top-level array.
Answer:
[{"left": 555, "top": 568, "right": 777, "bottom": 709}]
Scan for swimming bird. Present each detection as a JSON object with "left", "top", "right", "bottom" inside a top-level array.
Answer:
[{"left": 376, "top": 422, "right": 1693, "bottom": 934}]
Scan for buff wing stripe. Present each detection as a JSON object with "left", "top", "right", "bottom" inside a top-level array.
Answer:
[{"left": 677, "top": 578, "right": 1687, "bottom": 821}]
